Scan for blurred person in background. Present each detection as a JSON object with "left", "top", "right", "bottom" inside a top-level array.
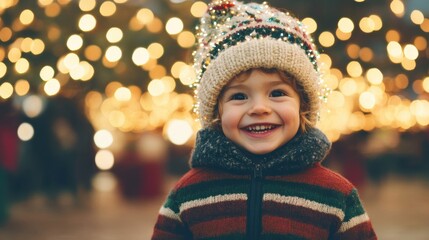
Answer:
[{"left": 0, "top": 101, "right": 19, "bottom": 225}]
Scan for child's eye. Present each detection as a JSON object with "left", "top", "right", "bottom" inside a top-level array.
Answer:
[
  {"left": 230, "top": 93, "right": 247, "bottom": 100},
  {"left": 270, "top": 89, "right": 287, "bottom": 97}
]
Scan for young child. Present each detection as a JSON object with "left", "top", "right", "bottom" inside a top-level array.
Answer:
[{"left": 152, "top": 1, "right": 377, "bottom": 239}]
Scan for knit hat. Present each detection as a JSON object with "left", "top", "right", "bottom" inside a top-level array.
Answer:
[{"left": 193, "top": 0, "right": 326, "bottom": 128}]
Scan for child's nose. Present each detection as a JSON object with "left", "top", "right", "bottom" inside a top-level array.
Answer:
[{"left": 247, "top": 98, "right": 272, "bottom": 115}]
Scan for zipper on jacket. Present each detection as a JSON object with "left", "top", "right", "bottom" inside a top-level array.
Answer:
[{"left": 246, "top": 164, "right": 263, "bottom": 240}]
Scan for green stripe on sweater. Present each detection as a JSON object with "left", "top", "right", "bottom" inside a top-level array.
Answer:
[
  {"left": 264, "top": 180, "right": 346, "bottom": 208},
  {"left": 343, "top": 189, "right": 366, "bottom": 221},
  {"left": 175, "top": 179, "right": 249, "bottom": 202}
]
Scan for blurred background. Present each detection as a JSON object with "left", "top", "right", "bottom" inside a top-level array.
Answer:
[{"left": 0, "top": 0, "right": 428, "bottom": 239}]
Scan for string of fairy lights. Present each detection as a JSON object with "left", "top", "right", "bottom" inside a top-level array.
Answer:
[{"left": 0, "top": 0, "right": 428, "bottom": 170}]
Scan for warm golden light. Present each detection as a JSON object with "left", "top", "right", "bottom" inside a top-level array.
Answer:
[
  {"left": 148, "top": 43, "right": 164, "bottom": 59},
  {"left": 190, "top": 1, "right": 208, "bottom": 18},
  {"left": 414, "top": 36, "right": 427, "bottom": 51},
  {"left": 132, "top": 47, "right": 150, "bottom": 66},
  {"left": 366, "top": 68, "right": 383, "bottom": 85},
  {"left": 67, "top": 34, "right": 84, "bottom": 51},
  {"left": 31, "top": 38, "right": 45, "bottom": 55},
  {"left": 387, "top": 41, "right": 403, "bottom": 63},
  {"left": 147, "top": 17, "right": 163, "bottom": 33},
  {"left": 78, "top": 14, "right": 97, "bottom": 32},
  {"left": 390, "top": 0, "right": 405, "bottom": 17},
  {"left": 0, "top": 82, "right": 13, "bottom": 99},
  {"left": 40, "top": 65, "right": 55, "bottom": 81},
  {"left": 94, "top": 129, "right": 114, "bottom": 149},
  {"left": 0, "top": 62, "right": 6, "bottom": 78},
  {"left": 38, "top": 0, "right": 55, "bottom": 7},
  {"left": 165, "top": 119, "right": 194, "bottom": 145},
  {"left": 161, "top": 76, "right": 176, "bottom": 93},
  {"left": 95, "top": 150, "right": 115, "bottom": 170},
  {"left": 338, "top": 17, "right": 354, "bottom": 33},
  {"left": 177, "top": 31, "right": 196, "bottom": 48},
  {"left": 22, "top": 95, "right": 43, "bottom": 118},
  {"left": 79, "top": 61, "right": 95, "bottom": 81},
  {"left": 17, "top": 123, "right": 34, "bottom": 141},
  {"left": 149, "top": 65, "right": 167, "bottom": 79},
  {"left": 339, "top": 78, "right": 358, "bottom": 96},
  {"left": 114, "top": 87, "right": 132, "bottom": 101},
  {"left": 327, "top": 91, "right": 345, "bottom": 109},
  {"left": 336, "top": 28, "right": 352, "bottom": 41},
  {"left": 8, "top": 48, "right": 21, "bottom": 63},
  {"left": 171, "top": 61, "right": 187, "bottom": 78},
  {"left": 165, "top": 17, "right": 184, "bottom": 35},
  {"left": 318, "top": 31, "right": 335, "bottom": 47},
  {"left": 105, "top": 46, "right": 122, "bottom": 62},
  {"left": 0, "top": 27, "right": 13, "bottom": 42},
  {"left": 19, "top": 9, "right": 34, "bottom": 25},
  {"left": 385, "top": 29, "right": 400, "bottom": 42},
  {"left": 44, "top": 2, "right": 61, "bottom": 17},
  {"left": 421, "top": 19, "right": 429, "bottom": 32},
  {"left": 179, "top": 65, "right": 197, "bottom": 85},
  {"left": 369, "top": 15, "right": 382, "bottom": 31},
  {"left": 79, "top": 0, "right": 96, "bottom": 12},
  {"left": 359, "top": 91, "right": 376, "bottom": 111},
  {"left": 63, "top": 53, "right": 80, "bottom": 71},
  {"left": 85, "top": 45, "right": 102, "bottom": 61},
  {"left": 403, "top": 44, "right": 419, "bottom": 60},
  {"left": 359, "top": 17, "right": 375, "bottom": 33},
  {"left": 15, "top": 58, "right": 30, "bottom": 74},
  {"left": 148, "top": 79, "right": 165, "bottom": 96},
  {"left": 359, "top": 47, "right": 373, "bottom": 62},
  {"left": 395, "top": 74, "right": 409, "bottom": 89},
  {"left": 15, "top": 79, "right": 30, "bottom": 96},
  {"left": 106, "top": 27, "right": 123, "bottom": 43},
  {"left": 410, "top": 10, "right": 424, "bottom": 25},
  {"left": 346, "top": 61, "right": 363, "bottom": 77},
  {"left": 401, "top": 59, "right": 416, "bottom": 71},
  {"left": 99, "top": 1, "right": 116, "bottom": 17},
  {"left": 302, "top": 18, "right": 317, "bottom": 34},
  {"left": 423, "top": 77, "right": 429, "bottom": 93},
  {"left": 44, "top": 78, "right": 61, "bottom": 96},
  {"left": 136, "top": 8, "right": 154, "bottom": 25},
  {"left": 346, "top": 44, "right": 360, "bottom": 59},
  {"left": 319, "top": 54, "right": 332, "bottom": 70}
]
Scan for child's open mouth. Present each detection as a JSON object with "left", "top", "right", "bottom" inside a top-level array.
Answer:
[{"left": 243, "top": 124, "right": 279, "bottom": 134}]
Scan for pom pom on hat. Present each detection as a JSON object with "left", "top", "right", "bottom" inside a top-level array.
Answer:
[{"left": 192, "top": 0, "right": 327, "bottom": 128}]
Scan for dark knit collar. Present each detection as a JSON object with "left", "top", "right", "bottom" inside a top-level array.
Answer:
[{"left": 190, "top": 127, "right": 331, "bottom": 175}]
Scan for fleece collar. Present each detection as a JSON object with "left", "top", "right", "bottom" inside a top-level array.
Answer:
[{"left": 190, "top": 127, "right": 331, "bottom": 175}]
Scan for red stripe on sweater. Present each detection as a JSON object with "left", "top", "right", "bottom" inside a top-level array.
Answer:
[
  {"left": 153, "top": 215, "right": 186, "bottom": 234},
  {"left": 174, "top": 168, "right": 248, "bottom": 190},
  {"left": 267, "top": 164, "right": 354, "bottom": 195},
  {"left": 182, "top": 200, "right": 247, "bottom": 226},
  {"left": 263, "top": 215, "right": 329, "bottom": 239},
  {"left": 190, "top": 216, "right": 246, "bottom": 238},
  {"left": 264, "top": 200, "right": 341, "bottom": 229}
]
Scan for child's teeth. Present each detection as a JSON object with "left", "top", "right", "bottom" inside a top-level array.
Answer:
[{"left": 248, "top": 125, "right": 274, "bottom": 131}]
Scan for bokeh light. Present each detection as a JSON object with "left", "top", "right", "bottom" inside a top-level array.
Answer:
[
  {"left": 94, "top": 129, "right": 114, "bottom": 149},
  {"left": 17, "top": 122, "right": 34, "bottom": 141}
]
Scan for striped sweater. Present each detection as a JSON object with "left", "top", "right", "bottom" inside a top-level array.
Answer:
[{"left": 152, "top": 128, "right": 377, "bottom": 239}]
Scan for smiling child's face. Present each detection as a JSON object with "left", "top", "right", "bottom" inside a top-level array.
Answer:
[{"left": 218, "top": 69, "right": 301, "bottom": 155}]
